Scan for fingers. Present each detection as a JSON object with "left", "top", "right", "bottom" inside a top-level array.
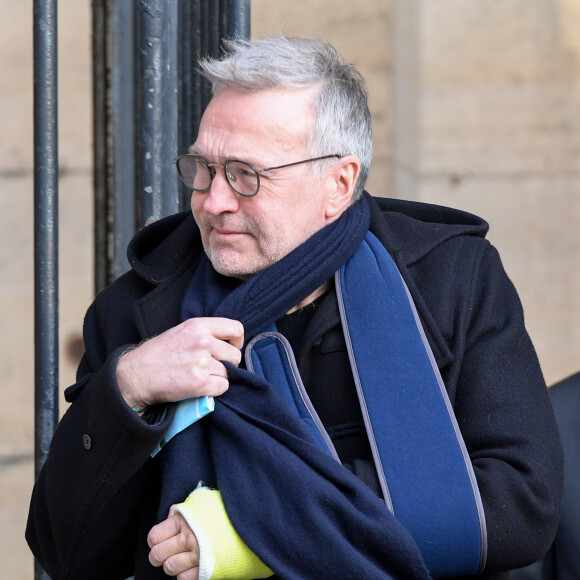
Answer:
[
  {"left": 202, "top": 316, "right": 245, "bottom": 352},
  {"left": 189, "top": 318, "right": 243, "bottom": 367},
  {"left": 164, "top": 316, "right": 245, "bottom": 368},
  {"left": 116, "top": 317, "right": 245, "bottom": 407},
  {"left": 147, "top": 509, "right": 182, "bottom": 550},
  {"left": 148, "top": 512, "right": 200, "bottom": 578},
  {"left": 162, "top": 552, "right": 199, "bottom": 579},
  {"left": 149, "top": 540, "right": 199, "bottom": 576}
]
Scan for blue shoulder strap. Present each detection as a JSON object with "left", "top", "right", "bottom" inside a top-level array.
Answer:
[
  {"left": 246, "top": 232, "right": 487, "bottom": 577},
  {"left": 246, "top": 327, "right": 339, "bottom": 461},
  {"left": 337, "top": 231, "right": 487, "bottom": 577}
]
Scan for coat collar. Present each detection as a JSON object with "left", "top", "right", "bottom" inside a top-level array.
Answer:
[
  {"left": 127, "top": 210, "right": 200, "bottom": 286},
  {"left": 129, "top": 212, "right": 201, "bottom": 340},
  {"left": 365, "top": 193, "right": 487, "bottom": 367},
  {"left": 366, "top": 192, "right": 488, "bottom": 263},
  {"left": 128, "top": 194, "right": 488, "bottom": 366},
  {"left": 127, "top": 194, "right": 488, "bottom": 288}
]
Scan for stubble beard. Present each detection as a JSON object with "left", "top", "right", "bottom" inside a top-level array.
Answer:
[
  {"left": 200, "top": 214, "right": 287, "bottom": 279},
  {"left": 199, "top": 212, "right": 323, "bottom": 280}
]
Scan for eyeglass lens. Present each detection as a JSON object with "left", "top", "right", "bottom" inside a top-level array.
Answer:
[{"left": 177, "top": 156, "right": 259, "bottom": 197}]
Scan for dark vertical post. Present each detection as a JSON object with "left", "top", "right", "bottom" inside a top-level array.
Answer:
[
  {"left": 93, "top": 0, "right": 252, "bottom": 286},
  {"left": 176, "top": 0, "right": 196, "bottom": 207},
  {"left": 93, "top": 0, "right": 137, "bottom": 293},
  {"left": 135, "top": 0, "right": 181, "bottom": 228},
  {"left": 92, "top": 0, "right": 108, "bottom": 294},
  {"left": 94, "top": 0, "right": 196, "bottom": 289},
  {"left": 175, "top": 0, "right": 250, "bottom": 206},
  {"left": 33, "top": 0, "right": 59, "bottom": 578},
  {"left": 223, "top": 0, "right": 250, "bottom": 39},
  {"left": 110, "top": 0, "right": 137, "bottom": 278}
]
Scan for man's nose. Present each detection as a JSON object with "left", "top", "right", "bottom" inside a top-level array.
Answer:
[{"left": 202, "top": 168, "right": 241, "bottom": 215}]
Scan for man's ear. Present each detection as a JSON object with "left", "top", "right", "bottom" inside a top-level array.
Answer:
[{"left": 325, "top": 155, "right": 361, "bottom": 219}]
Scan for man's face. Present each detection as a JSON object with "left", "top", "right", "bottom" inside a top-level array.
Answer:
[{"left": 190, "top": 87, "right": 334, "bottom": 278}]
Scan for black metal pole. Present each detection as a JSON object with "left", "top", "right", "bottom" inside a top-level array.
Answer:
[
  {"left": 93, "top": 0, "right": 252, "bottom": 285},
  {"left": 135, "top": 0, "right": 181, "bottom": 228},
  {"left": 177, "top": 0, "right": 250, "bottom": 207},
  {"left": 92, "top": 0, "right": 108, "bottom": 294},
  {"left": 111, "top": 0, "right": 136, "bottom": 279},
  {"left": 222, "top": 0, "right": 250, "bottom": 39},
  {"left": 190, "top": 0, "right": 206, "bottom": 145},
  {"left": 33, "top": 0, "right": 59, "bottom": 578},
  {"left": 93, "top": 0, "right": 137, "bottom": 291}
]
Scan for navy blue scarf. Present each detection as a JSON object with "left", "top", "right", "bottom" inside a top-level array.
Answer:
[{"left": 158, "top": 196, "right": 430, "bottom": 579}]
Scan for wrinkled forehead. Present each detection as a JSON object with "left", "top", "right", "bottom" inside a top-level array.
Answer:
[{"left": 191, "top": 86, "right": 319, "bottom": 162}]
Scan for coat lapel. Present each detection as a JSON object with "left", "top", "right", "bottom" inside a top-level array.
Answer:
[{"left": 132, "top": 261, "right": 198, "bottom": 340}]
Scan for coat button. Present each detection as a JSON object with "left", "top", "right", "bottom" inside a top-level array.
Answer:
[{"left": 82, "top": 434, "right": 92, "bottom": 450}]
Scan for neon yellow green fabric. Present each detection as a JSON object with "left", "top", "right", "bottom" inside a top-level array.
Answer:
[{"left": 175, "top": 487, "right": 273, "bottom": 580}]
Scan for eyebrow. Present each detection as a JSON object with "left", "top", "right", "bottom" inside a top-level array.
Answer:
[
  {"left": 186, "top": 148, "right": 268, "bottom": 169},
  {"left": 188, "top": 147, "right": 234, "bottom": 160}
]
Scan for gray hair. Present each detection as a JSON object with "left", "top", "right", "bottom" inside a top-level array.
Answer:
[{"left": 198, "top": 36, "right": 373, "bottom": 200}]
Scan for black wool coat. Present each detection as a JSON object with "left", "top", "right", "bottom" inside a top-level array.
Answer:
[
  {"left": 511, "top": 372, "right": 580, "bottom": 580},
  {"left": 26, "top": 194, "right": 563, "bottom": 579}
]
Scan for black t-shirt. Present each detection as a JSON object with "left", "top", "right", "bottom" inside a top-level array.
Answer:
[{"left": 276, "top": 291, "right": 381, "bottom": 496}]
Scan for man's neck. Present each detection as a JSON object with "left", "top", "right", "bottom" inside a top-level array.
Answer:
[{"left": 286, "top": 279, "right": 333, "bottom": 315}]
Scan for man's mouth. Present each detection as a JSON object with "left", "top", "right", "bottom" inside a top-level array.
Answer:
[
  {"left": 214, "top": 226, "right": 239, "bottom": 234},
  {"left": 210, "top": 225, "right": 249, "bottom": 241}
]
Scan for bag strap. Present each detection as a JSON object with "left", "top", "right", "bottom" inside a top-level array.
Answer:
[{"left": 246, "top": 232, "right": 487, "bottom": 577}]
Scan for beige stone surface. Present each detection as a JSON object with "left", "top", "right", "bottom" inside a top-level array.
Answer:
[
  {"left": 2, "top": 1, "right": 579, "bottom": 578},
  {"left": 415, "top": 176, "right": 580, "bottom": 383},
  {"left": 252, "top": 0, "right": 395, "bottom": 195},
  {"left": 393, "top": 0, "right": 580, "bottom": 384}
]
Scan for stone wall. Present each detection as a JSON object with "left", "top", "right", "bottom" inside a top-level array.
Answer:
[{"left": 392, "top": 0, "right": 580, "bottom": 384}]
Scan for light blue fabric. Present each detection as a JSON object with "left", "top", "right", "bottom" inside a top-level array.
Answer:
[{"left": 151, "top": 396, "right": 215, "bottom": 458}]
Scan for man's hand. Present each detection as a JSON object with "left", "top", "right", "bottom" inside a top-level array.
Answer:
[
  {"left": 116, "top": 317, "right": 244, "bottom": 409},
  {"left": 148, "top": 507, "right": 200, "bottom": 579}
]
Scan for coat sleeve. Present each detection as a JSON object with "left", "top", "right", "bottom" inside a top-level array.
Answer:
[
  {"left": 25, "top": 299, "right": 172, "bottom": 579},
  {"left": 510, "top": 374, "right": 580, "bottom": 580},
  {"left": 449, "top": 240, "right": 564, "bottom": 573}
]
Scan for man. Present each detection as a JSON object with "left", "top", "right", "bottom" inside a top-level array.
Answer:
[{"left": 27, "top": 36, "right": 562, "bottom": 580}]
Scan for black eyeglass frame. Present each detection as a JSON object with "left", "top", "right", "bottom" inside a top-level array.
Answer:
[{"left": 173, "top": 153, "right": 341, "bottom": 198}]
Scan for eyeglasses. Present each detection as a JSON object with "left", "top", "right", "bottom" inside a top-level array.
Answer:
[{"left": 173, "top": 153, "right": 340, "bottom": 198}]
